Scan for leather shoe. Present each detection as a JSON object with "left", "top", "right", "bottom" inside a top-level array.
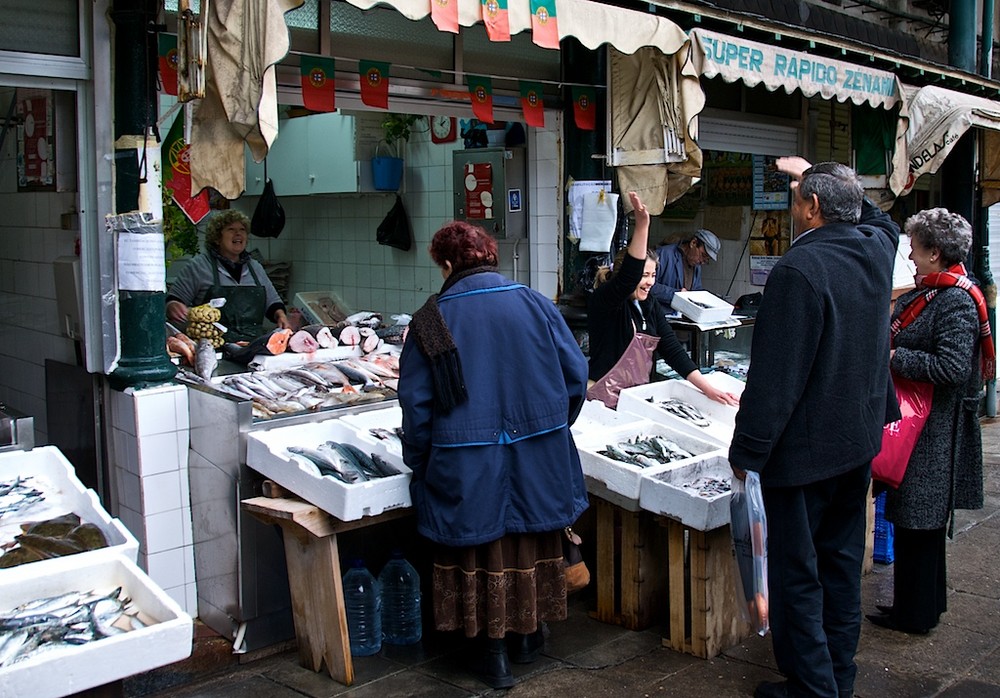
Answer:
[
  {"left": 875, "top": 604, "right": 894, "bottom": 615},
  {"left": 510, "top": 626, "right": 545, "bottom": 664},
  {"left": 754, "top": 680, "right": 791, "bottom": 698},
  {"left": 865, "top": 613, "right": 930, "bottom": 635},
  {"left": 479, "top": 638, "right": 515, "bottom": 689}
]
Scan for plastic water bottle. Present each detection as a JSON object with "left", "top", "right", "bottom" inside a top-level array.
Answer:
[
  {"left": 343, "top": 559, "right": 382, "bottom": 656},
  {"left": 379, "top": 550, "right": 422, "bottom": 645}
]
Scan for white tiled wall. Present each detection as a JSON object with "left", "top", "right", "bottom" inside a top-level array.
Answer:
[
  {"left": 226, "top": 112, "right": 564, "bottom": 319},
  {"left": 107, "top": 384, "right": 197, "bottom": 616},
  {"left": 0, "top": 106, "right": 81, "bottom": 443}
]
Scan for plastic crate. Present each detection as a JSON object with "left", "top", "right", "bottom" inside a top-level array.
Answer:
[{"left": 873, "top": 491, "right": 895, "bottom": 564}]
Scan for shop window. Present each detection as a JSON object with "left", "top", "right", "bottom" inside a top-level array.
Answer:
[
  {"left": 0, "top": 0, "right": 79, "bottom": 56},
  {"left": 704, "top": 77, "right": 802, "bottom": 121}
]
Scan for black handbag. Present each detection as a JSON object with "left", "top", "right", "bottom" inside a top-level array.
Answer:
[
  {"left": 376, "top": 194, "right": 412, "bottom": 251},
  {"left": 251, "top": 160, "right": 285, "bottom": 238}
]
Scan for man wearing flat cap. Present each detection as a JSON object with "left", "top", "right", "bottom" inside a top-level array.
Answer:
[{"left": 650, "top": 228, "right": 721, "bottom": 311}]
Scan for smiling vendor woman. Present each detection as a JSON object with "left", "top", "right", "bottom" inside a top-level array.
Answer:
[{"left": 166, "top": 210, "right": 291, "bottom": 342}]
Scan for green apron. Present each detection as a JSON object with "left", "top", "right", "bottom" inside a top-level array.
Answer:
[{"left": 204, "top": 258, "right": 267, "bottom": 342}]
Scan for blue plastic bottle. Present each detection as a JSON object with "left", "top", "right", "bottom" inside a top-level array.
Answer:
[
  {"left": 343, "top": 559, "right": 382, "bottom": 656},
  {"left": 379, "top": 550, "right": 422, "bottom": 645}
]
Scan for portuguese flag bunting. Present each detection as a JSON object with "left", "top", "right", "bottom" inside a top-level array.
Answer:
[
  {"left": 300, "top": 56, "right": 336, "bottom": 112},
  {"left": 431, "top": 0, "right": 459, "bottom": 33},
  {"left": 162, "top": 112, "right": 210, "bottom": 224},
  {"left": 359, "top": 60, "right": 391, "bottom": 109},
  {"left": 529, "top": 0, "right": 559, "bottom": 49},
  {"left": 519, "top": 81, "right": 545, "bottom": 128},
  {"left": 572, "top": 86, "right": 596, "bottom": 130},
  {"left": 157, "top": 33, "right": 179, "bottom": 96},
  {"left": 468, "top": 75, "right": 495, "bottom": 124},
  {"left": 481, "top": 0, "right": 511, "bottom": 42}
]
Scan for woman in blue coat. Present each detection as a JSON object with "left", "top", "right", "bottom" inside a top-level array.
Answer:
[{"left": 397, "top": 221, "right": 589, "bottom": 689}]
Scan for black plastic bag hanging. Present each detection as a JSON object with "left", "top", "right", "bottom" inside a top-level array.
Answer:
[
  {"left": 251, "top": 159, "right": 285, "bottom": 238},
  {"left": 376, "top": 194, "right": 412, "bottom": 251}
]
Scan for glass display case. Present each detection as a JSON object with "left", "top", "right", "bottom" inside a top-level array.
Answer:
[{"left": 663, "top": 317, "right": 754, "bottom": 382}]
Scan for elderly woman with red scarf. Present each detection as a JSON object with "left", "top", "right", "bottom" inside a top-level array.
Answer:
[{"left": 867, "top": 208, "right": 995, "bottom": 635}]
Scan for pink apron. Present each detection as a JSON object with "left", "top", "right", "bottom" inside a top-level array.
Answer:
[{"left": 586, "top": 332, "right": 660, "bottom": 409}]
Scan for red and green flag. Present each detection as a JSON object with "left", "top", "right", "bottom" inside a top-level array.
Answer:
[
  {"left": 519, "top": 81, "right": 545, "bottom": 128},
  {"left": 481, "top": 0, "right": 510, "bottom": 42},
  {"left": 468, "top": 75, "right": 494, "bottom": 124},
  {"left": 157, "top": 33, "right": 179, "bottom": 96},
  {"left": 572, "top": 86, "right": 596, "bottom": 130},
  {"left": 300, "top": 56, "right": 336, "bottom": 112},
  {"left": 359, "top": 60, "right": 390, "bottom": 109},
  {"left": 162, "top": 112, "right": 210, "bottom": 224},
  {"left": 431, "top": 0, "right": 459, "bottom": 33},
  {"left": 529, "top": 0, "right": 559, "bottom": 49}
]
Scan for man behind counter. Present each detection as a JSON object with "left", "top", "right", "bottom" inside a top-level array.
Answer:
[
  {"left": 649, "top": 228, "right": 721, "bottom": 311},
  {"left": 166, "top": 210, "right": 291, "bottom": 342}
]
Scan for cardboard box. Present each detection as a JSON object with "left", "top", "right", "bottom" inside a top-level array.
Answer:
[
  {"left": 574, "top": 419, "right": 726, "bottom": 501},
  {"left": 0, "top": 446, "right": 139, "bottom": 567},
  {"left": 671, "top": 291, "right": 735, "bottom": 324},
  {"left": 639, "top": 454, "right": 733, "bottom": 531},
  {"left": 0, "top": 552, "right": 193, "bottom": 698},
  {"left": 246, "top": 418, "right": 411, "bottom": 521},
  {"left": 618, "top": 380, "right": 736, "bottom": 445}
]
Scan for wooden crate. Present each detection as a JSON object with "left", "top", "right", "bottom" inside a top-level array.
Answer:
[{"left": 660, "top": 519, "right": 752, "bottom": 659}]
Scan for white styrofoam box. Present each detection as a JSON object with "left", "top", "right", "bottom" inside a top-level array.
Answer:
[
  {"left": 0, "top": 446, "right": 139, "bottom": 565},
  {"left": 246, "top": 418, "right": 411, "bottom": 521},
  {"left": 338, "top": 405, "right": 403, "bottom": 456},
  {"left": 0, "top": 551, "right": 193, "bottom": 698},
  {"left": 574, "top": 419, "right": 726, "bottom": 501},
  {"left": 571, "top": 399, "right": 639, "bottom": 439},
  {"left": 639, "top": 454, "right": 733, "bottom": 531},
  {"left": 671, "top": 290, "right": 735, "bottom": 323},
  {"left": 618, "top": 380, "right": 736, "bottom": 445},
  {"left": 695, "top": 370, "right": 747, "bottom": 397}
]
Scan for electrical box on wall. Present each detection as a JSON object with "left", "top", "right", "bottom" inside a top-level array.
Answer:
[{"left": 453, "top": 147, "right": 526, "bottom": 239}]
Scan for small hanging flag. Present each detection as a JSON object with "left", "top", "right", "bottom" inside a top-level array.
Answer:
[
  {"left": 162, "top": 112, "right": 210, "bottom": 224},
  {"left": 572, "top": 86, "right": 596, "bottom": 130},
  {"left": 519, "top": 81, "right": 545, "bottom": 128},
  {"left": 468, "top": 75, "right": 495, "bottom": 124},
  {"left": 359, "top": 60, "right": 391, "bottom": 109},
  {"left": 481, "top": 0, "right": 511, "bottom": 42},
  {"left": 300, "top": 56, "right": 336, "bottom": 113},
  {"left": 157, "top": 33, "right": 179, "bottom": 96},
  {"left": 529, "top": 0, "right": 559, "bottom": 49},
  {"left": 431, "top": 0, "right": 459, "bottom": 33}
]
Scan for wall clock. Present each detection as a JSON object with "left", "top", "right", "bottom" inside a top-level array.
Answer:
[{"left": 431, "top": 115, "right": 457, "bottom": 144}]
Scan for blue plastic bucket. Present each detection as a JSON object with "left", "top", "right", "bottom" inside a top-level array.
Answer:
[{"left": 372, "top": 156, "right": 404, "bottom": 191}]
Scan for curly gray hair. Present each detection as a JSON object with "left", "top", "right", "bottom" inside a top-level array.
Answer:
[
  {"left": 797, "top": 162, "right": 864, "bottom": 224},
  {"left": 204, "top": 210, "right": 250, "bottom": 254},
  {"left": 904, "top": 208, "right": 972, "bottom": 266}
]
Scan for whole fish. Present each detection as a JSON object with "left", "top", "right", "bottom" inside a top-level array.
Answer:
[
  {"left": 195, "top": 338, "right": 218, "bottom": 381},
  {"left": 316, "top": 442, "right": 371, "bottom": 481},
  {"left": 287, "top": 446, "right": 360, "bottom": 483}
]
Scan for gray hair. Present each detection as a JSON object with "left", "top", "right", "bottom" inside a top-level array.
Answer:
[
  {"left": 904, "top": 208, "right": 972, "bottom": 266},
  {"left": 797, "top": 162, "right": 863, "bottom": 224}
]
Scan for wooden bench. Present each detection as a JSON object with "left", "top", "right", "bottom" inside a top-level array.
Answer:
[{"left": 242, "top": 484, "right": 411, "bottom": 686}]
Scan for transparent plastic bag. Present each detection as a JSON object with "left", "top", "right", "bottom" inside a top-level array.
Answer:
[{"left": 730, "top": 470, "right": 769, "bottom": 636}]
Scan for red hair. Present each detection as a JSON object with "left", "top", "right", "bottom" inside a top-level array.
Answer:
[{"left": 429, "top": 221, "right": 499, "bottom": 273}]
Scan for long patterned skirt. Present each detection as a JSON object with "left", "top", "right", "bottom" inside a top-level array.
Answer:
[{"left": 431, "top": 530, "right": 567, "bottom": 639}]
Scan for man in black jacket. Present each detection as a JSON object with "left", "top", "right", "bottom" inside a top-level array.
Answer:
[{"left": 729, "top": 157, "right": 899, "bottom": 698}]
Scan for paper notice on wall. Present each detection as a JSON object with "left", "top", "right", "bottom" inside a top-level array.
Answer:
[
  {"left": 567, "top": 179, "right": 612, "bottom": 243},
  {"left": 749, "top": 255, "right": 781, "bottom": 286},
  {"left": 110, "top": 212, "right": 166, "bottom": 291}
]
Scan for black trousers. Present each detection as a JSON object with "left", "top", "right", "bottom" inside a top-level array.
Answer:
[
  {"left": 891, "top": 526, "right": 947, "bottom": 631},
  {"left": 763, "top": 464, "right": 869, "bottom": 698}
]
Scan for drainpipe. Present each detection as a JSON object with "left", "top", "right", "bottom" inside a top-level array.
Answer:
[
  {"left": 984, "top": 0, "right": 998, "bottom": 415},
  {"left": 108, "top": 0, "right": 177, "bottom": 390},
  {"left": 984, "top": 0, "right": 996, "bottom": 79}
]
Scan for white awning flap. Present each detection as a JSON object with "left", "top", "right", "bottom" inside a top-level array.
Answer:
[
  {"left": 894, "top": 84, "right": 1000, "bottom": 196},
  {"left": 190, "top": 0, "right": 305, "bottom": 200},
  {"left": 688, "top": 28, "right": 902, "bottom": 111},
  {"left": 346, "top": 0, "right": 689, "bottom": 55}
]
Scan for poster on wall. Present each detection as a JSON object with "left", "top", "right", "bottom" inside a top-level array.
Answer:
[
  {"left": 752, "top": 155, "right": 790, "bottom": 210},
  {"left": 17, "top": 92, "right": 55, "bottom": 190},
  {"left": 749, "top": 255, "right": 781, "bottom": 286},
  {"left": 748, "top": 209, "right": 791, "bottom": 257},
  {"left": 464, "top": 162, "right": 494, "bottom": 219},
  {"left": 703, "top": 151, "right": 753, "bottom": 207}
]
